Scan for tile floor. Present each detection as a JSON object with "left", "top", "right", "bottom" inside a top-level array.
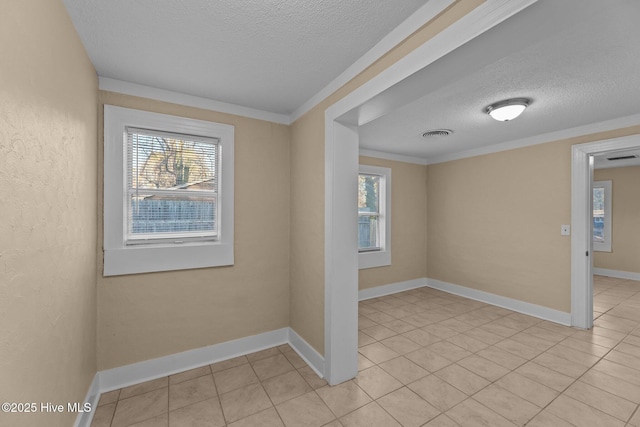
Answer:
[{"left": 91, "top": 275, "right": 640, "bottom": 426}]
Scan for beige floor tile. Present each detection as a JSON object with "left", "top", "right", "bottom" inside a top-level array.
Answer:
[
  {"left": 494, "top": 338, "right": 541, "bottom": 360},
  {"left": 283, "top": 349, "right": 307, "bottom": 369},
  {"left": 522, "top": 325, "right": 568, "bottom": 343},
  {"left": 169, "top": 374, "right": 217, "bottom": 411},
  {"left": 525, "top": 410, "right": 574, "bottom": 427},
  {"left": 422, "top": 414, "right": 460, "bottom": 426},
  {"left": 402, "top": 329, "right": 442, "bottom": 347},
  {"left": 421, "top": 323, "right": 459, "bottom": 339},
  {"left": 427, "top": 341, "right": 472, "bottom": 363},
  {"left": 544, "top": 343, "right": 601, "bottom": 367},
  {"left": 213, "top": 363, "right": 259, "bottom": 394},
  {"left": 357, "top": 354, "right": 375, "bottom": 371},
  {"left": 263, "top": 370, "right": 312, "bottom": 405},
  {"left": 408, "top": 375, "right": 466, "bottom": 412},
  {"left": 629, "top": 407, "right": 640, "bottom": 426},
  {"left": 361, "top": 325, "right": 397, "bottom": 341},
  {"left": 169, "top": 365, "right": 211, "bottom": 385},
  {"left": 508, "top": 332, "right": 555, "bottom": 351},
  {"left": 446, "top": 334, "right": 489, "bottom": 353},
  {"left": 298, "top": 366, "right": 329, "bottom": 389},
  {"left": 358, "top": 316, "right": 378, "bottom": 330},
  {"left": 382, "top": 319, "right": 417, "bottom": 334},
  {"left": 246, "top": 347, "right": 281, "bottom": 362},
  {"left": 168, "top": 397, "right": 225, "bottom": 427},
  {"left": 514, "top": 362, "right": 574, "bottom": 392},
  {"left": 251, "top": 353, "right": 295, "bottom": 381},
  {"left": 219, "top": 383, "right": 272, "bottom": 423},
  {"left": 378, "top": 356, "right": 429, "bottom": 384},
  {"left": 377, "top": 387, "right": 440, "bottom": 427},
  {"left": 479, "top": 322, "right": 519, "bottom": 339},
  {"left": 322, "top": 420, "right": 343, "bottom": 427},
  {"left": 472, "top": 384, "right": 540, "bottom": 425},
  {"left": 90, "top": 402, "right": 116, "bottom": 427},
  {"left": 546, "top": 395, "right": 625, "bottom": 427},
  {"left": 120, "top": 377, "right": 169, "bottom": 400},
  {"left": 129, "top": 414, "right": 168, "bottom": 427},
  {"left": 210, "top": 355, "right": 249, "bottom": 373},
  {"left": 98, "top": 390, "right": 120, "bottom": 406},
  {"left": 275, "top": 391, "right": 335, "bottom": 427},
  {"left": 358, "top": 331, "right": 376, "bottom": 347},
  {"left": 339, "top": 402, "right": 401, "bottom": 427},
  {"left": 228, "top": 407, "right": 284, "bottom": 427},
  {"left": 592, "top": 359, "right": 640, "bottom": 386},
  {"left": 457, "top": 355, "right": 509, "bottom": 382},
  {"left": 495, "top": 372, "right": 557, "bottom": 407},
  {"left": 358, "top": 342, "right": 400, "bottom": 364},
  {"left": 580, "top": 369, "right": 640, "bottom": 403},
  {"left": 445, "top": 398, "right": 516, "bottom": 427},
  {"left": 606, "top": 349, "right": 640, "bottom": 371},
  {"left": 365, "top": 311, "right": 395, "bottom": 324},
  {"left": 434, "top": 364, "right": 490, "bottom": 395},
  {"left": 532, "top": 351, "right": 590, "bottom": 378},
  {"left": 564, "top": 380, "right": 636, "bottom": 421},
  {"left": 559, "top": 336, "right": 609, "bottom": 357},
  {"left": 380, "top": 335, "right": 422, "bottom": 355},
  {"left": 405, "top": 347, "right": 452, "bottom": 372},
  {"left": 462, "top": 327, "right": 502, "bottom": 345},
  {"left": 354, "top": 365, "right": 402, "bottom": 399},
  {"left": 438, "top": 318, "right": 474, "bottom": 333},
  {"left": 476, "top": 346, "right": 527, "bottom": 371},
  {"left": 315, "top": 380, "right": 371, "bottom": 417},
  {"left": 111, "top": 388, "right": 168, "bottom": 427}
]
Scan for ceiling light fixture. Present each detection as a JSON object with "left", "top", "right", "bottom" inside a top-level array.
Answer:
[{"left": 486, "top": 98, "right": 531, "bottom": 121}]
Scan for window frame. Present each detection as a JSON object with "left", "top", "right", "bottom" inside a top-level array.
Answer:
[
  {"left": 593, "top": 180, "right": 612, "bottom": 253},
  {"left": 358, "top": 165, "right": 391, "bottom": 269},
  {"left": 103, "top": 105, "right": 234, "bottom": 276}
]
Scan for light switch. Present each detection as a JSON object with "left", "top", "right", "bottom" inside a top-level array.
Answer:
[{"left": 561, "top": 225, "right": 571, "bottom": 236}]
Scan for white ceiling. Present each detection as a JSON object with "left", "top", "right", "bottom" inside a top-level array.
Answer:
[
  {"left": 357, "top": 0, "right": 640, "bottom": 161},
  {"left": 62, "top": 0, "right": 428, "bottom": 115},
  {"left": 63, "top": 0, "right": 640, "bottom": 163}
]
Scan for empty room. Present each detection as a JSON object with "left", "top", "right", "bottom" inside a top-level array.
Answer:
[{"left": 2, "top": 0, "right": 640, "bottom": 426}]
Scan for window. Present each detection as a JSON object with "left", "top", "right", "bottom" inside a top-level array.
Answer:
[
  {"left": 358, "top": 165, "right": 391, "bottom": 269},
  {"left": 593, "top": 180, "right": 612, "bottom": 252},
  {"left": 104, "top": 105, "right": 234, "bottom": 275}
]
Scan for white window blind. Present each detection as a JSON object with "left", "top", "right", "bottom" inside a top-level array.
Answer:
[{"left": 126, "top": 127, "right": 220, "bottom": 245}]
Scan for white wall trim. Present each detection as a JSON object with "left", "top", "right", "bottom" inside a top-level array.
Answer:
[
  {"left": 288, "top": 328, "right": 325, "bottom": 378},
  {"left": 594, "top": 268, "right": 640, "bottom": 281},
  {"left": 324, "top": 0, "right": 539, "bottom": 387},
  {"left": 99, "top": 77, "right": 290, "bottom": 125},
  {"left": 76, "top": 327, "right": 325, "bottom": 427},
  {"left": 73, "top": 374, "right": 100, "bottom": 427},
  {"left": 427, "top": 113, "right": 640, "bottom": 165},
  {"left": 426, "top": 278, "right": 572, "bottom": 326},
  {"left": 359, "top": 149, "right": 429, "bottom": 165},
  {"left": 359, "top": 278, "right": 428, "bottom": 301},
  {"left": 290, "top": 0, "right": 456, "bottom": 123}
]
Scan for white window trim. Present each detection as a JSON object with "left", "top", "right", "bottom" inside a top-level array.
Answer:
[
  {"left": 358, "top": 165, "right": 391, "bottom": 269},
  {"left": 103, "top": 105, "right": 234, "bottom": 276},
  {"left": 593, "top": 180, "right": 612, "bottom": 253}
]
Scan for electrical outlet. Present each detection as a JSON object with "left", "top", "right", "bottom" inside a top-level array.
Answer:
[{"left": 561, "top": 225, "right": 571, "bottom": 236}]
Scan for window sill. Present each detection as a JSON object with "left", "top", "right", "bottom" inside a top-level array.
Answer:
[
  {"left": 103, "top": 241, "right": 233, "bottom": 276},
  {"left": 358, "top": 249, "right": 391, "bottom": 270}
]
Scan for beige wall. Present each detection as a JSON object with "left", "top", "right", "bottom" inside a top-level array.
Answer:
[
  {"left": 289, "top": 0, "right": 484, "bottom": 355},
  {"left": 594, "top": 166, "right": 640, "bottom": 274},
  {"left": 358, "top": 157, "right": 427, "bottom": 290},
  {"left": 427, "top": 128, "right": 640, "bottom": 313},
  {"left": 97, "top": 92, "right": 291, "bottom": 370},
  {"left": 0, "top": 1, "right": 98, "bottom": 426}
]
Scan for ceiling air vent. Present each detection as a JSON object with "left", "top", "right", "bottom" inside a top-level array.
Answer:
[
  {"left": 422, "top": 129, "right": 453, "bottom": 138},
  {"left": 607, "top": 154, "right": 638, "bottom": 161}
]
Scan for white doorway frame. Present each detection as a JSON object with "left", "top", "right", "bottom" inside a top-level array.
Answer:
[
  {"left": 571, "top": 135, "right": 640, "bottom": 328},
  {"left": 321, "top": 0, "right": 540, "bottom": 385}
]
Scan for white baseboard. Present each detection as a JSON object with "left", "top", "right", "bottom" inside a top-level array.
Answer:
[
  {"left": 594, "top": 268, "right": 640, "bottom": 281},
  {"left": 73, "top": 373, "right": 100, "bottom": 427},
  {"left": 77, "top": 327, "right": 325, "bottom": 427},
  {"left": 425, "top": 278, "right": 572, "bottom": 326},
  {"left": 359, "top": 278, "right": 428, "bottom": 301},
  {"left": 288, "top": 328, "right": 325, "bottom": 378}
]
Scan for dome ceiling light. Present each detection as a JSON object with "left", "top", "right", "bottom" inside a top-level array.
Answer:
[{"left": 486, "top": 98, "right": 531, "bottom": 121}]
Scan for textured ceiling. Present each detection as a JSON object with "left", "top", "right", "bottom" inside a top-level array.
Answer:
[
  {"left": 358, "top": 0, "right": 640, "bottom": 160},
  {"left": 62, "top": 0, "right": 428, "bottom": 114}
]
